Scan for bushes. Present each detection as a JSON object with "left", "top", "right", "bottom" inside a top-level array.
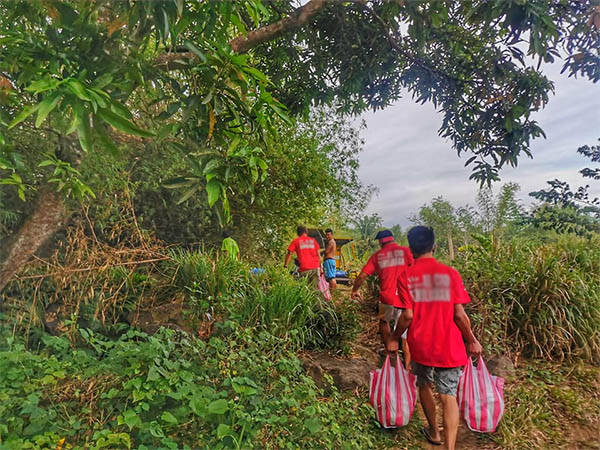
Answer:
[
  {"left": 456, "top": 235, "right": 600, "bottom": 362},
  {"left": 0, "top": 326, "right": 408, "bottom": 449},
  {"left": 171, "top": 251, "right": 359, "bottom": 353}
]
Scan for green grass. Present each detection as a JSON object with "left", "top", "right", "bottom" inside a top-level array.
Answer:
[
  {"left": 494, "top": 361, "right": 600, "bottom": 450},
  {"left": 455, "top": 235, "right": 600, "bottom": 362},
  {"left": 172, "top": 250, "right": 359, "bottom": 352}
]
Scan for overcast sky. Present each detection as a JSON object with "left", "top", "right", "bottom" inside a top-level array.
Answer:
[{"left": 358, "top": 62, "right": 600, "bottom": 227}]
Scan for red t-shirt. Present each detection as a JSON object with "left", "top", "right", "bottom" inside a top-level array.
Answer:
[
  {"left": 288, "top": 236, "right": 321, "bottom": 272},
  {"left": 398, "top": 257, "right": 470, "bottom": 368},
  {"left": 361, "top": 242, "right": 414, "bottom": 307}
]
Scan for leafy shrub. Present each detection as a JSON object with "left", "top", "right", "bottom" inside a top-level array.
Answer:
[
  {"left": 175, "top": 253, "right": 359, "bottom": 353},
  {"left": 0, "top": 325, "right": 413, "bottom": 449},
  {"left": 456, "top": 235, "right": 600, "bottom": 362}
]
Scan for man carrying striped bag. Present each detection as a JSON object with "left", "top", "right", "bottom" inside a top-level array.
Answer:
[{"left": 389, "top": 226, "right": 482, "bottom": 450}]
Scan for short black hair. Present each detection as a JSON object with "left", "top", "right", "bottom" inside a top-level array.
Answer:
[
  {"left": 325, "top": 228, "right": 333, "bottom": 234},
  {"left": 222, "top": 229, "right": 233, "bottom": 238},
  {"left": 297, "top": 225, "right": 307, "bottom": 236},
  {"left": 407, "top": 226, "right": 435, "bottom": 256},
  {"left": 375, "top": 229, "right": 393, "bottom": 240}
]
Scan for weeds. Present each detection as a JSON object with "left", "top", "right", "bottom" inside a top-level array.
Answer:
[
  {"left": 494, "top": 361, "right": 600, "bottom": 450},
  {"left": 0, "top": 325, "right": 413, "bottom": 449},
  {"left": 456, "top": 235, "right": 600, "bottom": 362}
]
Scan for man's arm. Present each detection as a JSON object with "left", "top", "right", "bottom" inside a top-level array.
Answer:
[
  {"left": 350, "top": 271, "right": 368, "bottom": 299},
  {"left": 453, "top": 304, "right": 482, "bottom": 357},
  {"left": 284, "top": 250, "right": 293, "bottom": 268}
]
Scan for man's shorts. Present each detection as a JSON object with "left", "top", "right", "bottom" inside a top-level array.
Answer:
[
  {"left": 378, "top": 302, "right": 407, "bottom": 339},
  {"left": 411, "top": 362, "right": 463, "bottom": 396},
  {"left": 299, "top": 268, "right": 320, "bottom": 289},
  {"left": 323, "top": 258, "right": 336, "bottom": 281}
]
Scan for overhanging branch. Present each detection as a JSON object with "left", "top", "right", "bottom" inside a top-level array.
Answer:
[{"left": 155, "top": 0, "right": 326, "bottom": 70}]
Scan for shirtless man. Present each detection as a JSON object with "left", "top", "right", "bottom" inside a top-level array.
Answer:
[{"left": 323, "top": 228, "right": 337, "bottom": 290}]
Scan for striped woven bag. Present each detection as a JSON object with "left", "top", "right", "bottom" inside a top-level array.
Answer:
[
  {"left": 458, "top": 356, "right": 505, "bottom": 432},
  {"left": 369, "top": 354, "right": 417, "bottom": 428}
]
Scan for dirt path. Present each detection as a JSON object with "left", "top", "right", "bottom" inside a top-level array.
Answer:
[{"left": 345, "top": 289, "right": 499, "bottom": 450}]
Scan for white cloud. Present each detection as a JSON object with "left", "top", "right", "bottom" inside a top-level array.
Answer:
[{"left": 358, "top": 63, "right": 600, "bottom": 226}]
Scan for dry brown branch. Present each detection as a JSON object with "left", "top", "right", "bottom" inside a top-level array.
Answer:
[{"left": 14, "top": 257, "right": 171, "bottom": 280}]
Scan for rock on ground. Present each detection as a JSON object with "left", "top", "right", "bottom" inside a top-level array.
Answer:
[{"left": 301, "top": 347, "right": 379, "bottom": 391}]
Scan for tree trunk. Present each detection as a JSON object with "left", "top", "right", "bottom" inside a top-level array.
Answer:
[
  {"left": 447, "top": 229, "right": 455, "bottom": 260},
  {"left": 0, "top": 187, "right": 69, "bottom": 294}
]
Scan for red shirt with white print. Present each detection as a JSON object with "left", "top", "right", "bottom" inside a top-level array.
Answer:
[
  {"left": 361, "top": 242, "right": 414, "bottom": 307},
  {"left": 398, "top": 257, "right": 470, "bottom": 368},
  {"left": 288, "top": 236, "right": 321, "bottom": 272}
]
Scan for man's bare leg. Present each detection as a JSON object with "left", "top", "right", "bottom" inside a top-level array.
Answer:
[
  {"left": 329, "top": 278, "right": 337, "bottom": 290},
  {"left": 379, "top": 319, "right": 398, "bottom": 366},
  {"left": 420, "top": 384, "right": 442, "bottom": 443},
  {"left": 439, "top": 394, "right": 459, "bottom": 450},
  {"left": 402, "top": 338, "right": 411, "bottom": 369}
]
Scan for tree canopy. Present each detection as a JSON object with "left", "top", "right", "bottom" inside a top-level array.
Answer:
[{"left": 0, "top": 0, "right": 599, "bottom": 289}]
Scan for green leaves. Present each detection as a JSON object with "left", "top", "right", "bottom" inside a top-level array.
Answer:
[
  {"left": 160, "top": 411, "right": 178, "bottom": 425},
  {"left": 0, "top": 173, "right": 27, "bottom": 201},
  {"left": 76, "top": 108, "right": 92, "bottom": 153},
  {"left": 38, "top": 153, "right": 96, "bottom": 200},
  {"left": 122, "top": 409, "right": 141, "bottom": 431},
  {"left": 8, "top": 104, "right": 40, "bottom": 129},
  {"left": 207, "top": 399, "right": 229, "bottom": 415},
  {"left": 205, "top": 178, "right": 221, "bottom": 207},
  {"left": 97, "top": 108, "right": 154, "bottom": 138},
  {"left": 8, "top": 75, "right": 151, "bottom": 161},
  {"left": 184, "top": 41, "right": 207, "bottom": 63},
  {"left": 35, "top": 91, "right": 62, "bottom": 127}
]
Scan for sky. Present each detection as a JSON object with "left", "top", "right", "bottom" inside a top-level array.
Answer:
[{"left": 358, "top": 62, "right": 600, "bottom": 227}]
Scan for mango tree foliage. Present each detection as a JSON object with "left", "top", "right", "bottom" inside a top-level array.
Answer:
[
  {"left": 0, "top": 0, "right": 290, "bottom": 216},
  {"left": 1, "top": 0, "right": 599, "bottom": 202},
  {"left": 0, "top": 0, "right": 599, "bottom": 290},
  {"left": 256, "top": 0, "right": 600, "bottom": 182}
]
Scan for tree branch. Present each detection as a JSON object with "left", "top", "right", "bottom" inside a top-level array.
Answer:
[{"left": 154, "top": 0, "right": 326, "bottom": 70}]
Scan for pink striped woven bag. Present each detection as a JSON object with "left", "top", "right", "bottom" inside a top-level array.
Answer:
[
  {"left": 369, "top": 354, "right": 417, "bottom": 428},
  {"left": 458, "top": 356, "right": 505, "bottom": 432},
  {"left": 318, "top": 273, "right": 332, "bottom": 300}
]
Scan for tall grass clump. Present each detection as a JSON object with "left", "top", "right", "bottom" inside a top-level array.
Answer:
[
  {"left": 170, "top": 252, "right": 358, "bottom": 352},
  {"left": 456, "top": 234, "right": 600, "bottom": 362},
  {"left": 170, "top": 249, "right": 253, "bottom": 301}
]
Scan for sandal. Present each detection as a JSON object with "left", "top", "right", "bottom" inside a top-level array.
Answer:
[{"left": 421, "top": 427, "right": 442, "bottom": 446}]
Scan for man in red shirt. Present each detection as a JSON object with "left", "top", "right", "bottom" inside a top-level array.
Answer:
[
  {"left": 284, "top": 225, "right": 321, "bottom": 289},
  {"left": 351, "top": 229, "right": 413, "bottom": 367},
  {"left": 390, "top": 226, "right": 482, "bottom": 450}
]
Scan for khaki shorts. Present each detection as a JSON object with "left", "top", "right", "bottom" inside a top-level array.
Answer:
[
  {"left": 378, "top": 302, "right": 408, "bottom": 339},
  {"left": 299, "top": 268, "right": 320, "bottom": 289}
]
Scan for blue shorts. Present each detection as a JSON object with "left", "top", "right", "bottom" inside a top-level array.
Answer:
[{"left": 323, "top": 258, "right": 336, "bottom": 281}]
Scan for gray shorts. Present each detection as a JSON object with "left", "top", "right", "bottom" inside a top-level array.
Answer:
[{"left": 411, "top": 362, "right": 463, "bottom": 396}]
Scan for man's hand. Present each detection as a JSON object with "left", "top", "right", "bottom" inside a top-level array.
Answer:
[
  {"left": 466, "top": 339, "right": 482, "bottom": 358},
  {"left": 350, "top": 290, "right": 362, "bottom": 301},
  {"left": 385, "top": 336, "right": 399, "bottom": 354}
]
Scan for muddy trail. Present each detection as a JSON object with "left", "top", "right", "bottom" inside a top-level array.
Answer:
[
  {"left": 344, "top": 286, "right": 497, "bottom": 450},
  {"left": 336, "top": 285, "right": 600, "bottom": 450}
]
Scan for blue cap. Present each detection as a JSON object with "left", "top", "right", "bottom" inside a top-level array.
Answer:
[{"left": 375, "top": 230, "right": 393, "bottom": 240}]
